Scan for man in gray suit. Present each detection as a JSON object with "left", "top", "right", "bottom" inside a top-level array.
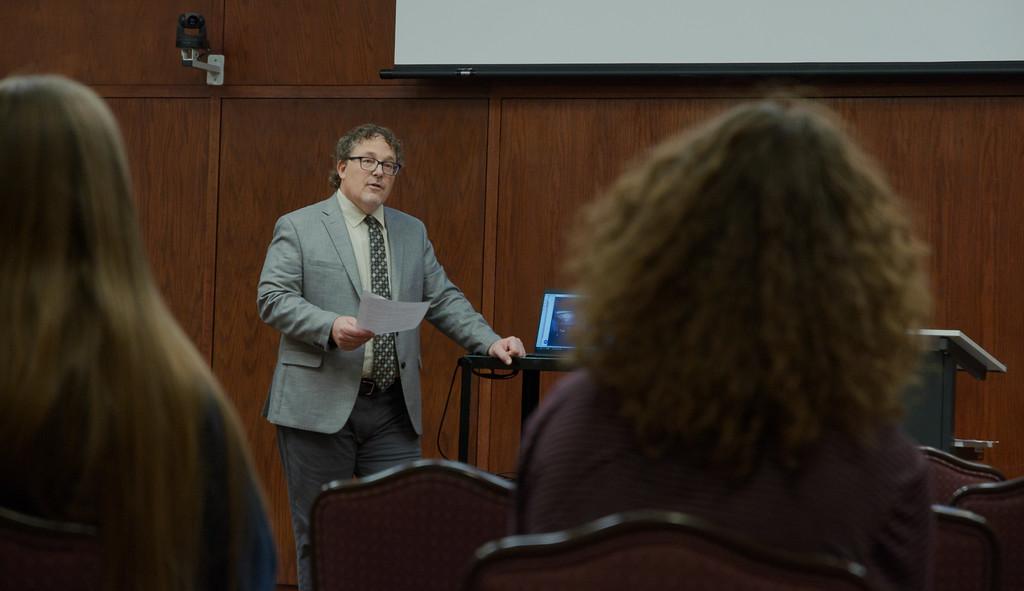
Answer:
[{"left": 258, "top": 123, "right": 524, "bottom": 590}]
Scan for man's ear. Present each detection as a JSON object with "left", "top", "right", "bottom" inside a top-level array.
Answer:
[{"left": 336, "top": 159, "right": 347, "bottom": 178}]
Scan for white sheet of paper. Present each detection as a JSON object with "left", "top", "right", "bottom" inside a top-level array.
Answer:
[{"left": 356, "top": 291, "right": 429, "bottom": 334}]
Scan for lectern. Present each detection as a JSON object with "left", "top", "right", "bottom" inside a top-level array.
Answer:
[{"left": 903, "top": 329, "right": 1006, "bottom": 452}]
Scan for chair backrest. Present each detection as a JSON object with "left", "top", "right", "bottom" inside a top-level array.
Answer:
[
  {"left": 952, "top": 477, "right": 1024, "bottom": 591},
  {"left": 920, "top": 446, "right": 1004, "bottom": 504},
  {"left": 462, "top": 510, "right": 872, "bottom": 591},
  {"left": 0, "top": 506, "right": 101, "bottom": 590},
  {"left": 311, "top": 459, "right": 514, "bottom": 591},
  {"left": 931, "top": 505, "right": 999, "bottom": 591}
]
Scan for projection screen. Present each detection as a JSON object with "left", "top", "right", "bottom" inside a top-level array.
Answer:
[{"left": 386, "top": 0, "right": 1024, "bottom": 78}]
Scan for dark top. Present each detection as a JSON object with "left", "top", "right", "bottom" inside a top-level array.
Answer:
[
  {"left": 201, "top": 401, "right": 277, "bottom": 591},
  {"left": 512, "top": 371, "right": 934, "bottom": 591},
  {"left": 1, "top": 401, "right": 275, "bottom": 591}
]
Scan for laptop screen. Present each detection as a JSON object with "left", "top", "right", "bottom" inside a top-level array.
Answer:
[{"left": 534, "top": 291, "right": 580, "bottom": 355}]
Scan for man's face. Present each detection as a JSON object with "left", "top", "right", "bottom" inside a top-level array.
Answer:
[{"left": 338, "top": 135, "right": 398, "bottom": 214}]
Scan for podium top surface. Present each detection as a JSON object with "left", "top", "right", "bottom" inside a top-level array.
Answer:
[{"left": 916, "top": 329, "right": 1006, "bottom": 373}]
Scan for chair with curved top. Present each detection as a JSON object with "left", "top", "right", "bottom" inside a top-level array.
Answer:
[
  {"left": 0, "top": 505, "right": 101, "bottom": 590},
  {"left": 919, "top": 446, "right": 1004, "bottom": 504},
  {"left": 952, "top": 476, "right": 1024, "bottom": 591},
  {"left": 311, "top": 458, "right": 514, "bottom": 591},
  {"left": 931, "top": 505, "right": 999, "bottom": 591},
  {"left": 462, "top": 510, "right": 872, "bottom": 591}
]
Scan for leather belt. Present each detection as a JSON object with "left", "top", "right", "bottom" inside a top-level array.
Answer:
[{"left": 358, "top": 378, "right": 398, "bottom": 397}]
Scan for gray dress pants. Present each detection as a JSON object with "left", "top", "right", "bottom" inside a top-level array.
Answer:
[{"left": 276, "top": 383, "right": 420, "bottom": 591}]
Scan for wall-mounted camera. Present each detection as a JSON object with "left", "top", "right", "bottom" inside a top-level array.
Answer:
[{"left": 176, "top": 12, "right": 225, "bottom": 86}]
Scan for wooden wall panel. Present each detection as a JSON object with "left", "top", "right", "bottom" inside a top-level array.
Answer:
[
  {"left": 490, "top": 98, "right": 736, "bottom": 474},
  {"left": 0, "top": 1, "right": 222, "bottom": 85},
  {"left": 108, "top": 98, "right": 217, "bottom": 359},
  {"left": 224, "top": 0, "right": 398, "bottom": 85},
  {"left": 491, "top": 96, "right": 1024, "bottom": 478},
  {"left": 830, "top": 98, "right": 1024, "bottom": 475},
  {"left": 214, "top": 98, "right": 488, "bottom": 582}
]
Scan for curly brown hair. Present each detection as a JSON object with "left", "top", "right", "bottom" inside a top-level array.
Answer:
[{"left": 568, "top": 98, "right": 931, "bottom": 476}]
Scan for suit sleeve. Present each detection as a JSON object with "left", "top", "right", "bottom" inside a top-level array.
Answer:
[
  {"left": 257, "top": 215, "right": 338, "bottom": 350},
  {"left": 419, "top": 227, "right": 500, "bottom": 354}
]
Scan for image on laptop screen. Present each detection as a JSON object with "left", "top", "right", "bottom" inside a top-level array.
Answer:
[{"left": 534, "top": 291, "right": 580, "bottom": 356}]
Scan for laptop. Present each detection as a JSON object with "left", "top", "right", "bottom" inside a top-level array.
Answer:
[{"left": 532, "top": 290, "right": 580, "bottom": 357}]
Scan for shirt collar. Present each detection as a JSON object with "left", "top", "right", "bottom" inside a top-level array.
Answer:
[{"left": 336, "top": 190, "right": 386, "bottom": 230}]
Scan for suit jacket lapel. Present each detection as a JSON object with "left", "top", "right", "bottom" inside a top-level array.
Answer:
[
  {"left": 385, "top": 207, "right": 404, "bottom": 299},
  {"left": 319, "top": 197, "right": 362, "bottom": 294}
]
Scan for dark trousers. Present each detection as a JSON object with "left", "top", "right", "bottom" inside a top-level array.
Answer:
[{"left": 276, "top": 383, "right": 421, "bottom": 591}]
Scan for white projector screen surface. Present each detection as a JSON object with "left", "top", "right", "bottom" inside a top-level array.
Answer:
[{"left": 394, "top": 0, "right": 1024, "bottom": 72}]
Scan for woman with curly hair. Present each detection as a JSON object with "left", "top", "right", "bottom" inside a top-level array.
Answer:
[
  {"left": 511, "top": 98, "right": 933, "bottom": 590},
  {"left": 0, "top": 75, "right": 275, "bottom": 590}
]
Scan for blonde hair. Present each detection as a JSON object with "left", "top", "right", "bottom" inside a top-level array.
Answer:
[
  {"left": 569, "top": 98, "right": 931, "bottom": 476},
  {"left": 0, "top": 75, "right": 265, "bottom": 589}
]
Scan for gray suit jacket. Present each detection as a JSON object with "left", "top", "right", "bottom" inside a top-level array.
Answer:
[{"left": 257, "top": 196, "right": 500, "bottom": 434}]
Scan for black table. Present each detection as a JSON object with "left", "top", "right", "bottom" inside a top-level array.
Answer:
[{"left": 456, "top": 355, "right": 571, "bottom": 462}]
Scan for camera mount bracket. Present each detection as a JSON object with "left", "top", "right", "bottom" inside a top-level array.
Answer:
[{"left": 180, "top": 48, "right": 225, "bottom": 86}]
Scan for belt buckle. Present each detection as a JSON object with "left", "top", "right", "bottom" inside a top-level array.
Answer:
[{"left": 359, "top": 378, "right": 377, "bottom": 397}]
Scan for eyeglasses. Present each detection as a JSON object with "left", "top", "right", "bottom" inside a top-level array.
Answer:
[{"left": 347, "top": 156, "right": 402, "bottom": 176}]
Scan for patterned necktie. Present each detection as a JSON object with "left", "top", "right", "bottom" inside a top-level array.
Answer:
[{"left": 365, "top": 216, "right": 398, "bottom": 388}]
